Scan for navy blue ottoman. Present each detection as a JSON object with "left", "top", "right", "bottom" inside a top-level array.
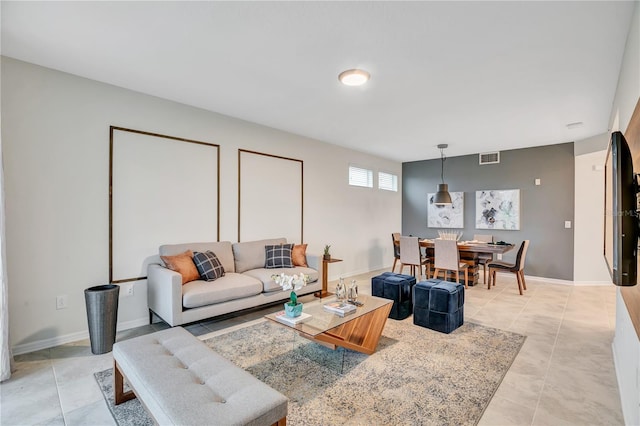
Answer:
[
  {"left": 413, "top": 279, "right": 464, "bottom": 333},
  {"left": 371, "top": 272, "right": 416, "bottom": 320}
]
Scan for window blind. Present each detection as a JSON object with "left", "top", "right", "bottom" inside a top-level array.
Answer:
[
  {"left": 349, "top": 165, "right": 373, "bottom": 188},
  {"left": 378, "top": 172, "right": 398, "bottom": 192}
]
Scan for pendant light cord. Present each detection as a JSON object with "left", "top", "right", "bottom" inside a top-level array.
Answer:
[{"left": 440, "top": 147, "right": 447, "bottom": 184}]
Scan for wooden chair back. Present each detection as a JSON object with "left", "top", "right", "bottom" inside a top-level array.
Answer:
[
  {"left": 392, "top": 233, "right": 401, "bottom": 259},
  {"left": 514, "top": 240, "right": 530, "bottom": 272},
  {"left": 399, "top": 236, "right": 421, "bottom": 266},
  {"left": 434, "top": 239, "right": 460, "bottom": 271}
]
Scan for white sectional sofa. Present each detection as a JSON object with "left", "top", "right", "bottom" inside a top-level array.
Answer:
[{"left": 147, "top": 238, "right": 322, "bottom": 326}]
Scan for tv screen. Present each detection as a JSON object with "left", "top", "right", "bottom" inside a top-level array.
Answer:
[{"left": 604, "top": 131, "right": 638, "bottom": 286}]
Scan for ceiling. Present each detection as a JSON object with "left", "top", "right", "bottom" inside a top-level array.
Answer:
[{"left": 1, "top": 1, "right": 635, "bottom": 162}]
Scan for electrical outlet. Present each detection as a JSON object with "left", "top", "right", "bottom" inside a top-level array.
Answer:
[
  {"left": 56, "top": 295, "right": 68, "bottom": 310},
  {"left": 121, "top": 283, "right": 134, "bottom": 297}
]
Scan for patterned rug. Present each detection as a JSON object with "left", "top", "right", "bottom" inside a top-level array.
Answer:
[{"left": 95, "top": 318, "right": 525, "bottom": 426}]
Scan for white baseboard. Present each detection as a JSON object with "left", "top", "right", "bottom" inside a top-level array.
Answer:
[
  {"left": 493, "top": 272, "right": 611, "bottom": 287},
  {"left": 11, "top": 317, "right": 149, "bottom": 356},
  {"left": 572, "top": 280, "right": 613, "bottom": 286},
  {"left": 327, "top": 265, "right": 389, "bottom": 283},
  {"left": 521, "top": 274, "right": 574, "bottom": 286}
]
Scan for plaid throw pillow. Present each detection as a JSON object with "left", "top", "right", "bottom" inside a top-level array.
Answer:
[
  {"left": 265, "top": 244, "right": 294, "bottom": 269},
  {"left": 193, "top": 251, "right": 225, "bottom": 281}
]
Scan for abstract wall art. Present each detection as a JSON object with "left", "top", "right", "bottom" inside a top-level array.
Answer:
[
  {"left": 428, "top": 191, "right": 464, "bottom": 228},
  {"left": 475, "top": 189, "right": 520, "bottom": 230}
]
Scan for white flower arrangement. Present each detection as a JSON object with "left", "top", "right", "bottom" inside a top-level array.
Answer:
[{"left": 272, "top": 273, "right": 310, "bottom": 306}]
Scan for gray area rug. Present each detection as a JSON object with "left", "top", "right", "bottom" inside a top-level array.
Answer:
[
  {"left": 96, "top": 318, "right": 525, "bottom": 426},
  {"left": 94, "top": 369, "right": 153, "bottom": 426}
]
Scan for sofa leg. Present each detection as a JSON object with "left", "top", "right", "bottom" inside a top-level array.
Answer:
[{"left": 149, "top": 309, "right": 154, "bottom": 325}]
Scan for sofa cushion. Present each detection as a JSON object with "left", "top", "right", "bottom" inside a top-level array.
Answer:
[
  {"left": 160, "top": 242, "right": 235, "bottom": 273},
  {"left": 232, "top": 238, "right": 286, "bottom": 273},
  {"left": 193, "top": 251, "right": 225, "bottom": 281},
  {"left": 292, "top": 244, "right": 308, "bottom": 267},
  {"left": 160, "top": 250, "right": 200, "bottom": 285},
  {"left": 182, "top": 273, "right": 263, "bottom": 309},
  {"left": 265, "top": 244, "right": 294, "bottom": 269},
  {"left": 243, "top": 267, "right": 319, "bottom": 293}
]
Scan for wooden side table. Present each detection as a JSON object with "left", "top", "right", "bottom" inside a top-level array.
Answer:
[{"left": 315, "top": 258, "right": 342, "bottom": 298}]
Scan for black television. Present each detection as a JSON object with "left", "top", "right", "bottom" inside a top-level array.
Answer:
[{"left": 604, "top": 130, "right": 639, "bottom": 286}]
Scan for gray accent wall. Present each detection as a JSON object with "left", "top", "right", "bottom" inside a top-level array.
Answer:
[{"left": 402, "top": 143, "right": 575, "bottom": 281}]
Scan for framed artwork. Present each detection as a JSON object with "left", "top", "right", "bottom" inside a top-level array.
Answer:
[
  {"left": 476, "top": 189, "right": 520, "bottom": 230},
  {"left": 428, "top": 191, "right": 464, "bottom": 228},
  {"left": 110, "top": 126, "right": 220, "bottom": 283},
  {"left": 238, "top": 149, "right": 303, "bottom": 243}
]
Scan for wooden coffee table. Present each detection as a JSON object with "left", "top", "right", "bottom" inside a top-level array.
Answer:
[{"left": 265, "top": 294, "right": 393, "bottom": 355}]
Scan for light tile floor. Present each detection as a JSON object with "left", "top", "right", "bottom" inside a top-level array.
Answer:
[{"left": 0, "top": 270, "right": 624, "bottom": 425}]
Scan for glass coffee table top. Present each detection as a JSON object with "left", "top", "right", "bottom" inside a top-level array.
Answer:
[{"left": 265, "top": 294, "right": 392, "bottom": 337}]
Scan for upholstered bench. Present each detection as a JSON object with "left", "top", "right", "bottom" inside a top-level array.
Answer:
[
  {"left": 371, "top": 272, "right": 417, "bottom": 320},
  {"left": 112, "top": 326, "right": 288, "bottom": 426},
  {"left": 413, "top": 279, "right": 464, "bottom": 333}
]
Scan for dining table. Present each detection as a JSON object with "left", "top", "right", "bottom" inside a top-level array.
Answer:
[{"left": 417, "top": 239, "right": 515, "bottom": 286}]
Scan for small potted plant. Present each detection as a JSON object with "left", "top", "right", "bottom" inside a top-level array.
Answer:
[
  {"left": 272, "top": 273, "right": 309, "bottom": 317},
  {"left": 323, "top": 244, "right": 331, "bottom": 261}
]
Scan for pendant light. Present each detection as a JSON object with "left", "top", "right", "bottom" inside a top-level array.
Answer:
[{"left": 433, "top": 144, "right": 452, "bottom": 205}]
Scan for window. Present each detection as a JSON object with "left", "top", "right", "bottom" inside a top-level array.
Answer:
[
  {"left": 378, "top": 172, "right": 398, "bottom": 192},
  {"left": 349, "top": 165, "right": 373, "bottom": 188}
]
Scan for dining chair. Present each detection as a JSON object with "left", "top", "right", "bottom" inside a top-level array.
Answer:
[
  {"left": 399, "top": 236, "right": 429, "bottom": 280},
  {"left": 487, "top": 240, "right": 530, "bottom": 295},
  {"left": 433, "top": 239, "right": 469, "bottom": 288},
  {"left": 391, "top": 232, "right": 401, "bottom": 273},
  {"left": 473, "top": 234, "right": 494, "bottom": 284}
]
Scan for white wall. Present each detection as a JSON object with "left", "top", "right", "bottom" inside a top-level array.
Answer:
[
  {"left": 573, "top": 137, "right": 611, "bottom": 284},
  {"left": 609, "top": 7, "right": 640, "bottom": 132},
  {"left": 609, "top": 3, "right": 640, "bottom": 425},
  {"left": 614, "top": 291, "right": 640, "bottom": 426},
  {"left": 1, "top": 57, "right": 402, "bottom": 353}
]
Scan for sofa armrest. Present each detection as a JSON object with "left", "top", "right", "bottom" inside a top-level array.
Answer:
[
  {"left": 306, "top": 253, "right": 323, "bottom": 285},
  {"left": 147, "top": 264, "right": 183, "bottom": 326}
]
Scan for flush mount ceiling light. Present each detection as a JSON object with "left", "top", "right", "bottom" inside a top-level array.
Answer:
[
  {"left": 338, "top": 69, "right": 370, "bottom": 86},
  {"left": 433, "top": 144, "right": 453, "bottom": 206}
]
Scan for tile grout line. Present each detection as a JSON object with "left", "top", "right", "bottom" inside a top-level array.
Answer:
[
  {"left": 507, "top": 284, "right": 534, "bottom": 331},
  {"left": 529, "top": 284, "right": 573, "bottom": 425},
  {"left": 51, "top": 359, "right": 68, "bottom": 426}
]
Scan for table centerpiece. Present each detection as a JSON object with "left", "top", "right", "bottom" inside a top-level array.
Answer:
[{"left": 273, "top": 272, "right": 310, "bottom": 317}]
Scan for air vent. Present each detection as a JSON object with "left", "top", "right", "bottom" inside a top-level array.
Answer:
[{"left": 479, "top": 152, "right": 500, "bottom": 165}]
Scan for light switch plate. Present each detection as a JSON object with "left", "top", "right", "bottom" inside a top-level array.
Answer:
[
  {"left": 120, "top": 283, "right": 134, "bottom": 297},
  {"left": 535, "top": 178, "right": 541, "bottom": 186},
  {"left": 564, "top": 221, "right": 572, "bottom": 229},
  {"left": 56, "top": 295, "right": 68, "bottom": 310}
]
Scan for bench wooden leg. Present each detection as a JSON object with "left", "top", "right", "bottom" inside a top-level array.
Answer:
[
  {"left": 114, "top": 360, "right": 137, "bottom": 405},
  {"left": 272, "top": 417, "right": 286, "bottom": 426}
]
